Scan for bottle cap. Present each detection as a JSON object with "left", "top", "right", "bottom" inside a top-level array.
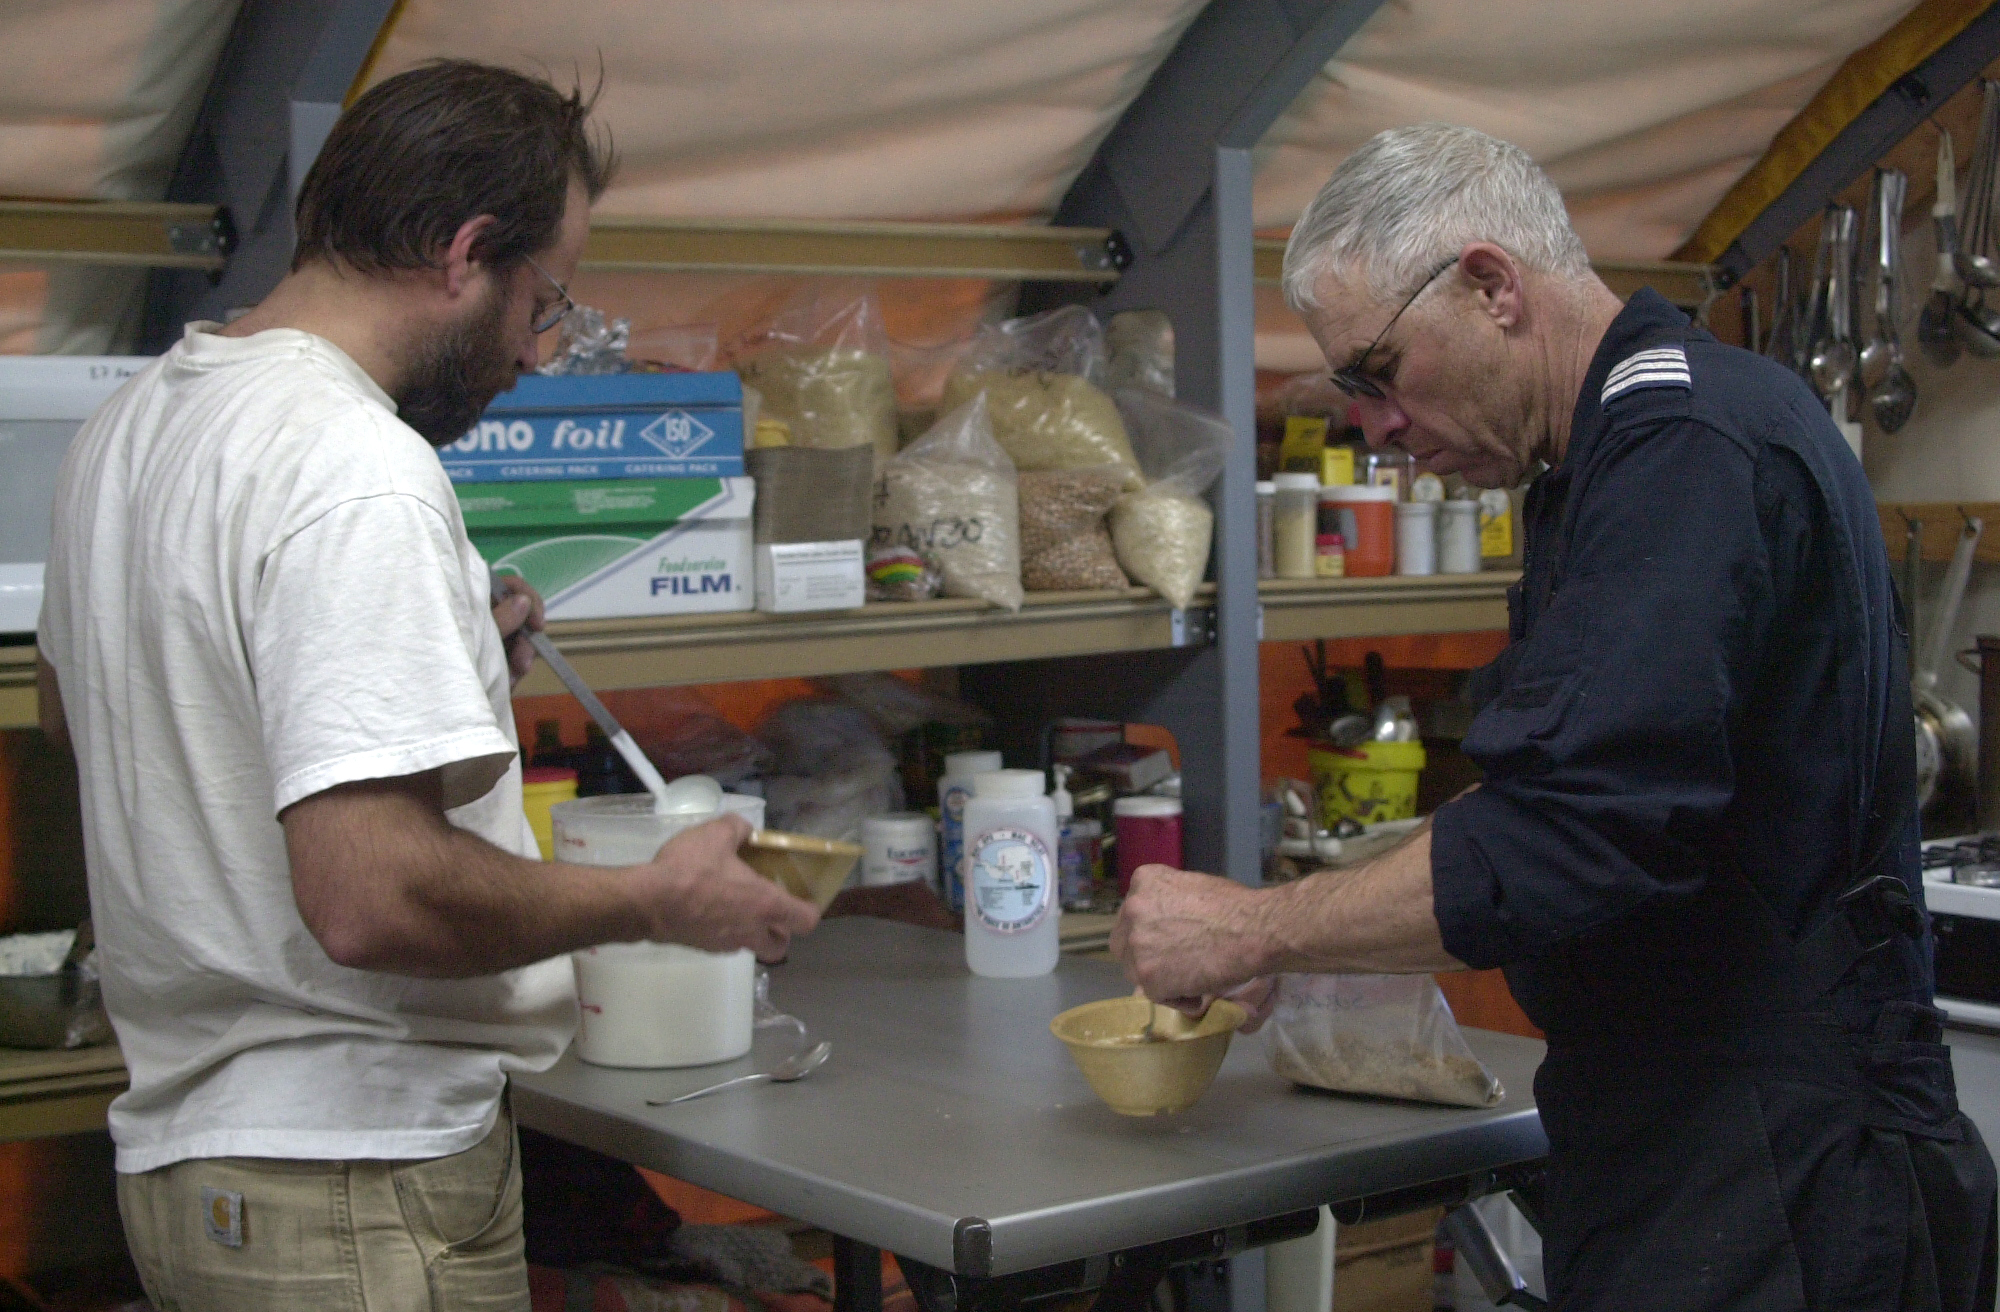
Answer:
[
  {"left": 1322, "top": 484, "right": 1398, "bottom": 502},
  {"left": 1113, "top": 796, "right": 1183, "bottom": 818},
  {"left": 974, "top": 768, "right": 1047, "bottom": 799},
  {"left": 1255, "top": 480, "right": 1276, "bottom": 495},
  {"left": 1273, "top": 472, "right": 1321, "bottom": 491},
  {"left": 862, "top": 812, "right": 935, "bottom": 842},
  {"left": 945, "top": 750, "right": 1003, "bottom": 777},
  {"left": 1396, "top": 500, "right": 1437, "bottom": 518}
]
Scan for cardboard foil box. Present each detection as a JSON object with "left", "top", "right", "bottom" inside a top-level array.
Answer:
[
  {"left": 458, "top": 477, "right": 754, "bottom": 620},
  {"left": 441, "top": 372, "right": 745, "bottom": 483}
]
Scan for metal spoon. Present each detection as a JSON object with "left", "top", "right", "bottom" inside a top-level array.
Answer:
[
  {"left": 1858, "top": 172, "right": 1893, "bottom": 393},
  {"left": 1958, "top": 81, "right": 2000, "bottom": 288},
  {"left": 1873, "top": 171, "right": 1918, "bottom": 433},
  {"left": 648, "top": 1040, "right": 832, "bottom": 1105},
  {"left": 1809, "top": 207, "right": 1857, "bottom": 396},
  {"left": 1920, "top": 131, "right": 1963, "bottom": 367}
]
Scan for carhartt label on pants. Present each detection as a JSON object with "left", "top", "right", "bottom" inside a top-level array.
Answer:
[{"left": 201, "top": 1186, "right": 243, "bottom": 1247}]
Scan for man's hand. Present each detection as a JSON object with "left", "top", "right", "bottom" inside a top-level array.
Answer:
[
  {"left": 1112, "top": 864, "right": 1275, "bottom": 1003},
  {"left": 490, "top": 574, "right": 544, "bottom": 687},
  {"left": 1220, "top": 976, "right": 1279, "bottom": 1033},
  {"left": 635, "top": 814, "right": 820, "bottom": 963}
]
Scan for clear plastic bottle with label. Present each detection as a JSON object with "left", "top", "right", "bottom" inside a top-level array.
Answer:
[
  {"left": 937, "top": 750, "right": 1002, "bottom": 912},
  {"left": 963, "top": 769, "right": 1061, "bottom": 977}
]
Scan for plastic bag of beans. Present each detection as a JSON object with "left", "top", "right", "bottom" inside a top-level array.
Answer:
[
  {"left": 939, "top": 307, "right": 1144, "bottom": 489},
  {"left": 871, "top": 396, "right": 1022, "bottom": 611},
  {"left": 1018, "top": 467, "right": 1129, "bottom": 592},
  {"left": 1107, "top": 389, "right": 1227, "bottom": 610}
]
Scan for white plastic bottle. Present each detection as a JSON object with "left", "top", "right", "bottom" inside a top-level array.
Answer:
[
  {"left": 937, "top": 750, "right": 1002, "bottom": 912},
  {"left": 963, "top": 769, "right": 1062, "bottom": 977}
]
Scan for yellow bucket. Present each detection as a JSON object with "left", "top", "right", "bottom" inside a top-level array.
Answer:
[
  {"left": 1307, "top": 740, "right": 1426, "bottom": 827},
  {"left": 521, "top": 768, "right": 579, "bottom": 860}
]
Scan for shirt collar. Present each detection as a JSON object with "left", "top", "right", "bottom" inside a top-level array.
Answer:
[{"left": 1564, "top": 287, "right": 1691, "bottom": 463}]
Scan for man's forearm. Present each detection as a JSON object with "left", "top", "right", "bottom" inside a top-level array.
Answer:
[
  {"left": 286, "top": 779, "right": 650, "bottom": 977},
  {"left": 1114, "top": 825, "right": 1465, "bottom": 1002},
  {"left": 1255, "top": 827, "right": 1465, "bottom": 975}
]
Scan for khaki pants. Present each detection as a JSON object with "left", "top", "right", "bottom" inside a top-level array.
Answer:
[{"left": 117, "top": 1101, "right": 528, "bottom": 1312}]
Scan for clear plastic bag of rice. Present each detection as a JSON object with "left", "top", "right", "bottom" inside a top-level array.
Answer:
[
  {"left": 1107, "top": 389, "right": 1229, "bottom": 610},
  {"left": 1018, "top": 467, "right": 1129, "bottom": 592},
  {"left": 735, "top": 288, "right": 899, "bottom": 468},
  {"left": 1264, "top": 973, "right": 1503, "bottom": 1108},
  {"left": 871, "top": 395, "right": 1022, "bottom": 611},
  {"left": 939, "top": 307, "right": 1143, "bottom": 489}
]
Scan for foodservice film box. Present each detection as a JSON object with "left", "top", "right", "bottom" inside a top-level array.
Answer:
[
  {"left": 459, "top": 477, "right": 754, "bottom": 620},
  {"left": 447, "top": 373, "right": 753, "bottom": 619}
]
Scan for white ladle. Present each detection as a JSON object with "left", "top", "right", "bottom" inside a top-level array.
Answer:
[{"left": 488, "top": 572, "right": 679, "bottom": 812}]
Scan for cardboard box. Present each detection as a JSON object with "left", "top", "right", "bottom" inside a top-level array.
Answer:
[
  {"left": 754, "top": 540, "right": 866, "bottom": 613},
  {"left": 1334, "top": 1208, "right": 1439, "bottom": 1312},
  {"left": 441, "top": 372, "right": 744, "bottom": 483},
  {"left": 458, "top": 477, "right": 754, "bottom": 620}
]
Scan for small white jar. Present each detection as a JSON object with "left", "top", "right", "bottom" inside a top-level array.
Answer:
[
  {"left": 862, "top": 812, "right": 938, "bottom": 886},
  {"left": 1395, "top": 501, "right": 1438, "bottom": 576},
  {"left": 1438, "top": 500, "right": 1483, "bottom": 574}
]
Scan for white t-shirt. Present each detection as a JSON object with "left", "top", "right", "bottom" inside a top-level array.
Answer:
[{"left": 39, "top": 324, "right": 576, "bottom": 1174}]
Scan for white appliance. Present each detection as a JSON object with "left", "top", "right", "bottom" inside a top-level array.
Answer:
[
  {"left": 0, "top": 356, "right": 151, "bottom": 633},
  {"left": 1922, "top": 836, "right": 2000, "bottom": 1030}
]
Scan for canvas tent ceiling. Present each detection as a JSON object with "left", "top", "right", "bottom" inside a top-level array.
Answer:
[{"left": 0, "top": 0, "right": 1944, "bottom": 364}]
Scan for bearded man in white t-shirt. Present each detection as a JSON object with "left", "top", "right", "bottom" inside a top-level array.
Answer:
[{"left": 35, "top": 61, "right": 820, "bottom": 1311}]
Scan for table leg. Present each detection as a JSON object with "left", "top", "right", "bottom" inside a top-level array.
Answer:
[{"left": 834, "top": 1234, "right": 884, "bottom": 1312}]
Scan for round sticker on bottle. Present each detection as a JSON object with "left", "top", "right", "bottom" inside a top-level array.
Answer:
[{"left": 968, "top": 827, "right": 1053, "bottom": 934}]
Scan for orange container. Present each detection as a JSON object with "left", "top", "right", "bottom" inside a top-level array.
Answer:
[{"left": 1320, "top": 485, "right": 1398, "bottom": 577}]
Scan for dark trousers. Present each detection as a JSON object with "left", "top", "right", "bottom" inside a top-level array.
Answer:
[{"left": 1531, "top": 1010, "right": 1997, "bottom": 1312}]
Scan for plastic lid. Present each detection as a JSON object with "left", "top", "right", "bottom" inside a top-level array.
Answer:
[
  {"left": 1272, "top": 472, "right": 1321, "bottom": 491},
  {"left": 1254, "top": 480, "right": 1276, "bottom": 494},
  {"left": 1322, "top": 484, "right": 1397, "bottom": 501},
  {"left": 1321, "top": 740, "right": 1428, "bottom": 769},
  {"left": 522, "top": 766, "right": 578, "bottom": 786},
  {"left": 863, "top": 812, "right": 935, "bottom": 837},
  {"left": 1113, "top": 796, "right": 1183, "bottom": 817},
  {"left": 1396, "top": 500, "right": 1437, "bottom": 516},
  {"left": 974, "top": 768, "right": 1046, "bottom": 799},
  {"left": 945, "top": 750, "right": 1003, "bottom": 776}
]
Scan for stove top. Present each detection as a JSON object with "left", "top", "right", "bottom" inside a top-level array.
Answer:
[
  {"left": 1923, "top": 836, "right": 2000, "bottom": 921},
  {"left": 1922, "top": 836, "right": 2000, "bottom": 1027}
]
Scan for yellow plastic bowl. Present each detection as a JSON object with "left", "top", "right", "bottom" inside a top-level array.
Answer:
[
  {"left": 1051, "top": 995, "right": 1246, "bottom": 1116},
  {"left": 740, "top": 830, "right": 863, "bottom": 910}
]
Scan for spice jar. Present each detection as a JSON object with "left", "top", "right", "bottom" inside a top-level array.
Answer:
[
  {"left": 1315, "top": 532, "right": 1345, "bottom": 577},
  {"left": 1395, "top": 502, "right": 1437, "bottom": 575},
  {"left": 1273, "top": 473, "right": 1321, "bottom": 579},
  {"left": 1321, "top": 485, "right": 1397, "bottom": 577},
  {"left": 1439, "top": 500, "right": 1482, "bottom": 574},
  {"left": 1256, "top": 480, "right": 1276, "bottom": 579},
  {"left": 1360, "top": 447, "right": 1413, "bottom": 500}
]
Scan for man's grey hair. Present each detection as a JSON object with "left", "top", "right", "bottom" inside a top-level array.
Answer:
[{"left": 1282, "top": 123, "right": 1591, "bottom": 314}]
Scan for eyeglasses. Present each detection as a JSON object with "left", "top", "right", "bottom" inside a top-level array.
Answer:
[
  {"left": 1328, "top": 258, "right": 1456, "bottom": 399},
  {"left": 526, "top": 256, "right": 574, "bottom": 335}
]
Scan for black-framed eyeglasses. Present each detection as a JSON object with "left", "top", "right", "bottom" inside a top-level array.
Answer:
[
  {"left": 1328, "top": 258, "right": 1456, "bottom": 399},
  {"left": 527, "top": 256, "right": 574, "bottom": 335}
]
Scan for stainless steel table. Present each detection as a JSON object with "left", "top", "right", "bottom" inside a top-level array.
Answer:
[{"left": 514, "top": 918, "right": 1548, "bottom": 1312}]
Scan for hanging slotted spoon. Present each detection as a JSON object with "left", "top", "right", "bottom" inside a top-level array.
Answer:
[
  {"left": 1920, "top": 130, "right": 1963, "bottom": 367},
  {"left": 1872, "top": 169, "right": 1917, "bottom": 433}
]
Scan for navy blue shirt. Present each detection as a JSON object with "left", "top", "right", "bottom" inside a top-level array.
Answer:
[{"left": 1429, "top": 290, "right": 1932, "bottom": 1040}]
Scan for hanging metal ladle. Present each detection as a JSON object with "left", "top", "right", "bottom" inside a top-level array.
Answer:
[{"left": 1872, "top": 169, "right": 1917, "bottom": 433}]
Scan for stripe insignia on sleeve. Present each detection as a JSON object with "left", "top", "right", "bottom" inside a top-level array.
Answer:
[{"left": 1600, "top": 346, "right": 1691, "bottom": 404}]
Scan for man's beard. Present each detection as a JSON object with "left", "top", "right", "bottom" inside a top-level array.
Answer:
[{"left": 396, "top": 287, "right": 519, "bottom": 447}]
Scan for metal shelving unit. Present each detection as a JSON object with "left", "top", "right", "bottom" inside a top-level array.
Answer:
[{"left": 0, "top": 575, "right": 1514, "bottom": 729}]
